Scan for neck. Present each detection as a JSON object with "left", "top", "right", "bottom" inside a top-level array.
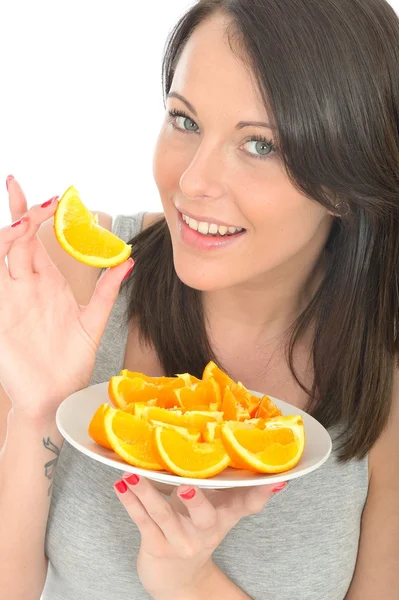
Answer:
[{"left": 202, "top": 249, "right": 327, "bottom": 345}]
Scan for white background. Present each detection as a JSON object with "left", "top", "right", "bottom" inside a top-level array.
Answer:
[
  {"left": 0, "top": 0, "right": 195, "bottom": 226},
  {"left": 1, "top": 0, "right": 398, "bottom": 227}
]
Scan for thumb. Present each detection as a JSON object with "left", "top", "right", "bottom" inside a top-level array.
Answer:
[{"left": 80, "top": 258, "right": 134, "bottom": 345}]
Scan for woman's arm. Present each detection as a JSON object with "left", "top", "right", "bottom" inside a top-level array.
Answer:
[
  {"left": 157, "top": 561, "right": 253, "bottom": 600},
  {"left": 344, "top": 368, "right": 399, "bottom": 599},
  {"left": 0, "top": 410, "right": 64, "bottom": 600}
]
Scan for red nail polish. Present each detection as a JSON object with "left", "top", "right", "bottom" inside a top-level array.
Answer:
[
  {"left": 124, "top": 473, "right": 139, "bottom": 485},
  {"left": 6, "top": 175, "right": 14, "bottom": 190},
  {"left": 122, "top": 259, "right": 135, "bottom": 281},
  {"left": 41, "top": 196, "right": 59, "bottom": 208},
  {"left": 11, "top": 216, "right": 29, "bottom": 228},
  {"left": 179, "top": 488, "right": 196, "bottom": 500},
  {"left": 115, "top": 480, "right": 128, "bottom": 493},
  {"left": 272, "top": 482, "right": 288, "bottom": 493}
]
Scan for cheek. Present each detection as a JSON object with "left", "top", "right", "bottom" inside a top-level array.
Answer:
[{"left": 153, "top": 130, "right": 188, "bottom": 198}]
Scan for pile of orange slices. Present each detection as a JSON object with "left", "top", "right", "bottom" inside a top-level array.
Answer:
[{"left": 88, "top": 361, "right": 305, "bottom": 479}]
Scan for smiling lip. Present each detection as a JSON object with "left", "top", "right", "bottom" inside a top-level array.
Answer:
[
  {"left": 177, "top": 211, "right": 246, "bottom": 252},
  {"left": 176, "top": 208, "right": 244, "bottom": 230}
]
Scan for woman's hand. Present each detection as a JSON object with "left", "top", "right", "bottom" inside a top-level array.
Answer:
[
  {"left": 0, "top": 176, "right": 133, "bottom": 422},
  {"left": 114, "top": 473, "right": 287, "bottom": 600}
]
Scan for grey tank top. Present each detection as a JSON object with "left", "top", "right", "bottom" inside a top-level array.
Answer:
[{"left": 42, "top": 212, "right": 369, "bottom": 600}]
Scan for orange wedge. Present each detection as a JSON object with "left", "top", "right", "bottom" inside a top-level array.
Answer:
[
  {"left": 256, "top": 395, "right": 283, "bottom": 419},
  {"left": 108, "top": 376, "right": 159, "bottom": 408},
  {"left": 133, "top": 405, "right": 223, "bottom": 433},
  {"left": 54, "top": 186, "right": 132, "bottom": 267},
  {"left": 150, "top": 421, "right": 201, "bottom": 441},
  {"left": 220, "top": 415, "right": 305, "bottom": 473},
  {"left": 221, "top": 388, "right": 251, "bottom": 421},
  {"left": 120, "top": 370, "right": 178, "bottom": 386},
  {"left": 88, "top": 403, "right": 113, "bottom": 450},
  {"left": 154, "top": 426, "right": 231, "bottom": 478},
  {"left": 174, "top": 378, "right": 221, "bottom": 411},
  {"left": 202, "top": 361, "right": 233, "bottom": 392},
  {"left": 104, "top": 407, "right": 164, "bottom": 470},
  {"left": 176, "top": 372, "right": 202, "bottom": 386}
]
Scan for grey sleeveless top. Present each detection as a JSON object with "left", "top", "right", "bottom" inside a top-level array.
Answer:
[{"left": 42, "top": 213, "right": 369, "bottom": 600}]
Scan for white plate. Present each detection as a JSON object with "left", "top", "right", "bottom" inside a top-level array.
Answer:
[{"left": 56, "top": 382, "right": 332, "bottom": 489}]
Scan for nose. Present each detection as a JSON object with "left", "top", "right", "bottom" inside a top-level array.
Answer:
[{"left": 179, "top": 140, "right": 228, "bottom": 202}]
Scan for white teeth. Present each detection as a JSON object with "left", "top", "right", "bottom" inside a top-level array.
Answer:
[
  {"left": 198, "top": 221, "right": 209, "bottom": 235},
  {"left": 182, "top": 213, "right": 243, "bottom": 236},
  {"left": 209, "top": 223, "right": 218, "bottom": 235}
]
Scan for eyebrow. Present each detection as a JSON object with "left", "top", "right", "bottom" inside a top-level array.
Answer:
[{"left": 167, "top": 91, "right": 277, "bottom": 132}]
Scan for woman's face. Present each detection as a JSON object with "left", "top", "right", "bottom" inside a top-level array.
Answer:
[{"left": 153, "top": 12, "right": 333, "bottom": 292}]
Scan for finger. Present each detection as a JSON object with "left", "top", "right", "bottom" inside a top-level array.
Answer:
[
  {"left": 6, "top": 176, "right": 59, "bottom": 277},
  {"left": 114, "top": 479, "right": 166, "bottom": 551},
  {"left": 80, "top": 258, "right": 134, "bottom": 346},
  {"left": 122, "top": 474, "right": 188, "bottom": 548},
  {"left": 0, "top": 217, "right": 30, "bottom": 282},
  {"left": 7, "top": 175, "right": 27, "bottom": 222},
  {"left": 177, "top": 486, "right": 218, "bottom": 532},
  {"left": 240, "top": 482, "right": 287, "bottom": 515}
]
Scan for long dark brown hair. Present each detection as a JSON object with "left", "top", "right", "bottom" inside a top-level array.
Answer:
[{"left": 121, "top": 0, "right": 399, "bottom": 461}]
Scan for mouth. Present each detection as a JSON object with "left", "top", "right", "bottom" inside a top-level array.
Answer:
[{"left": 180, "top": 211, "right": 246, "bottom": 237}]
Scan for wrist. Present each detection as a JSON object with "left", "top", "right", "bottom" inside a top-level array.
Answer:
[
  {"left": 9, "top": 406, "right": 59, "bottom": 431},
  {"left": 153, "top": 561, "right": 218, "bottom": 600}
]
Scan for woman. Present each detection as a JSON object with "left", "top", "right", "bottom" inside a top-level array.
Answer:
[{"left": 0, "top": 0, "right": 398, "bottom": 598}]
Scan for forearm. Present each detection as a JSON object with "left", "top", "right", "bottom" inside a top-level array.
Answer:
[
  {"left": 0, "top": 408, "right": 64, "bottom": 600},
  {"left": 154, "top": 561, "right": 253, "bottom": 600}
]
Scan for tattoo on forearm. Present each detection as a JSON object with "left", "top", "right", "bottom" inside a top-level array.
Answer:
[{"left": 43, "top": 437, "right": 60, "bottom": 496}]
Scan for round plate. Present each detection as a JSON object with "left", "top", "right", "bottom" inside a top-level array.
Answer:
[{"left": 56, "top": 382, "right": 332, "bottom": 489}]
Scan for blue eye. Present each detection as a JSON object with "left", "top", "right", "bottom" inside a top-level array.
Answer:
[
  {"left": 243, "top": 136, "right": 277, "bottom": 160},
  {"left": 168, "top": 109, "right": 199, "bottom": 133}
]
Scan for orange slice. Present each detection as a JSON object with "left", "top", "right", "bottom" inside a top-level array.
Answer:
[
  {"left": 88, "top": 403, "right": 113, "bottom": 450},
  {"left": 133, "top": 405, "right": 223, "bottom": 433},
  {"left": 154, "top": 426, "right": 231, "bottom": 478},
  {"left": 174, "top": 378, "right": 221, "bottom": 411},
  {"left": 202, "top": 361, "right": 233, "bottom": 392},
  {"left": 220, "top": 415, "right": 305, "bottom": 473},
  {"left": 108, "top": 376, "right": 158, "bottom": 408},
  {"left": 221, "top": 388, "right": 251, "bottom": 421},
  {"left": 104, "top": 407, "right": 164, "bottom": 470},
  {"left": 150, "top": 421, "right": 201, "bottom": 442},
  {"left": 256, "top": 395, "right": 283, "bottom": 419},
  {"left": 54, "top": 186, "right": 132, "bottom": 267},
  {"left": 176, "top": 372, "right": 202, "bottom": 386},
  {"left": 120, "top": 370, "right": 178, "bottom": 386}
]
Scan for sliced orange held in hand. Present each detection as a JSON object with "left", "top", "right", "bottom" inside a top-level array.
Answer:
[
  {"left": 104, "top": 407, "right": 164, "bottom": 470},
  {"left": 220, "top": 415, "right": 305, "bottom": 474},
  {"left": 54, "top": 186, "right": 132, "bottom": 267},
  {"left": 88, "top": 403, "right": 113, "bottom": 450},
  {"left": 154, "top": 426, "right": 231, "bottom": 478}
]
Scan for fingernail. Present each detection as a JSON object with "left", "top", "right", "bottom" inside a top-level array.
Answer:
[
  {"left": 41, "top": 195, "right": 59, "bottom": 208},
  {"left": 6, "top": 175, "right": 14, "bottom": 190},
  {"left": 272, "top": 482, "right": 288, "bottom": 493},
  {"left": 114, "top": 480, "right": 128, "bottom": 494},
  {"left": 179, "top": 488, "right": 196, "bottom": 500},
  {"left": 11, "top": 216, "right": 29, "bottom": 228},
  {"left": 123, "top": 473, "right": 139, "bottom": 485},
  {"left": 122, "top": 258, "right": 135, "bottom": 281}
]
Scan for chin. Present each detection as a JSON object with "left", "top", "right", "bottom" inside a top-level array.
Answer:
[{"left": 172, "top": 252, "right": 233, "bottom": 292}]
